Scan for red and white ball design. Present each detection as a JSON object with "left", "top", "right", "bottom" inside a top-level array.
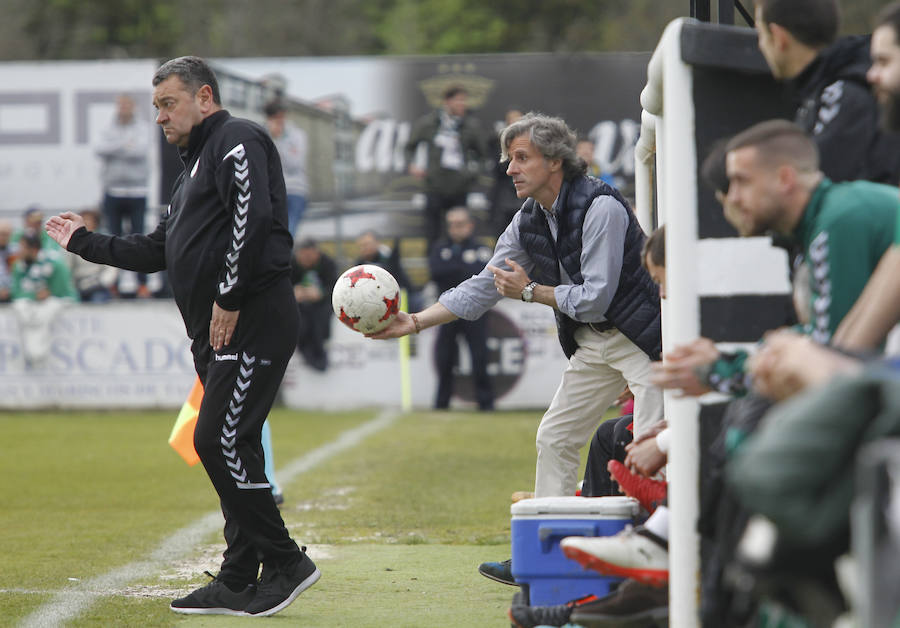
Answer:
[{"left": 331, "top": 264, "right": 401, "bottom": 334}]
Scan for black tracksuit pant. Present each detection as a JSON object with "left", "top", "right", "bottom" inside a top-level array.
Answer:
[
  {"left": 192, "top": 278, "right": 301, "bottom": 585},
  {"left": 581, "top": 414, "right": 634, "bottom": 497}
]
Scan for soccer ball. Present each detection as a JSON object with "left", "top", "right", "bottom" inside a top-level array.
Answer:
[{"left": 332, "top": 264, "right": 401, "bottom": 334}]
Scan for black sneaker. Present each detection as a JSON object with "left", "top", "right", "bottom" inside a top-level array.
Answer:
[
  {"left": 244, "top": 548, "right": 321, "bottom": 617},
  {"left": 169, "top": 571, "right": 256, "bottom": 616},
  {"left": 478, "top": 558, "right": 517, "bottom": 586},
  {"left": 570, "top": 578, "right": 668, "bottom": 627},
  {"left": 508, "top": 593, "right": 599, "bottom": 627}
]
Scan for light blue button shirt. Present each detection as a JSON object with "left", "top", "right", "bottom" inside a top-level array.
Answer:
[{"left": 439, "top": 187, "right": 628, "bottom": 322}]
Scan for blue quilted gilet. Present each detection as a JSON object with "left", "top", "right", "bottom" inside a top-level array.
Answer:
[{"left": 518, "top": 176, "right": 661, "bottom": 360}]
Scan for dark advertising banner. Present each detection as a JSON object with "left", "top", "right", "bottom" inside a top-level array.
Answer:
[{"left": 217, "top": 52, "right": 652, "bottom": 210}]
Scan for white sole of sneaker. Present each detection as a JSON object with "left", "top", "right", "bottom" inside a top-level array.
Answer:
[
  {"left": 248, "top": 567, "right": 321, "bottom": 617},
  {"left": 169, "top": 605, "right": 249, "bottom": 616},
  {"left": 477, "top": 569, "right": 518, "bottom": 587},
  {"left": 562, "top": 545, "right": 668, "bottom": 588}
]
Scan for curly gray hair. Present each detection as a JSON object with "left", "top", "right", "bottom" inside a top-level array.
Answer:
[{"left": 499, "top": 112, "right": 586, "bottom": 179}]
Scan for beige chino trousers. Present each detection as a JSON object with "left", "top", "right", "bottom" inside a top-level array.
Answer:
[{"left": 534, "top": 325, "right": 664, "bottom": 498}]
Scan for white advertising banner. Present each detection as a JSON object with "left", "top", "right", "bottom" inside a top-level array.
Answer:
[
  {"left": 0, "top": 300, "right": 570, "bottom": 411},
  {"left": 0, "top": 301, "right": 194, "bottom": 409},
  {"left": 0, "top": 59, "right": 161, "bottom": 214}
]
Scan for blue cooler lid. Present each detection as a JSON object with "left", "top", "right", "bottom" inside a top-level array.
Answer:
[{"left": 511, "top": 496, "right": 638, "bottom": 518}]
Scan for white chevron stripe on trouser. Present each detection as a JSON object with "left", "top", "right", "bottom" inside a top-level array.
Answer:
[
  {"left": 220, "top": 351, "right": 270, "bottom": 490},
  {"left": 218, "top": 144, "right": 250, "bottom": 296}
]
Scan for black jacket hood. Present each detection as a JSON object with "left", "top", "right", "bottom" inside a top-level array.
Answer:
[{"left": 791, "top": 35, "right": 872, "bottom": 100}]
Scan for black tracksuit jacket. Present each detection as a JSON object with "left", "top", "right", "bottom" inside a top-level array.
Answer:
[
  {"left": 68, "top": 110, "right": 294, "bottom": 346},
  {"left": 790, "top": 35, "right": 900, "bottom": 185}
]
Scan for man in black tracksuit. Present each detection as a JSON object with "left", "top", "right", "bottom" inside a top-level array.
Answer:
[{"left": 45, "top": 56, "right": 318, "bottom": 617}]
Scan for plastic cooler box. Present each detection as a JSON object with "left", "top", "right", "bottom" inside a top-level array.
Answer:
[{"left": 510, "top": 496, "right": 639, "bottom": 606}]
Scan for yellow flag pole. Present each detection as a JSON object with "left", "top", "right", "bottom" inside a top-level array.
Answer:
[{"left": 398, "top": 289, "right": 412, "bottom": 411}]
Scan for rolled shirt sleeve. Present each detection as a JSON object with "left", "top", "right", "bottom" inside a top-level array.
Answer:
[
  {"left": 438, "top": 214, "right": 532, "bottom": 320},
  {"left": 438, "top": 193, "right": 628, "bottom": 322}
]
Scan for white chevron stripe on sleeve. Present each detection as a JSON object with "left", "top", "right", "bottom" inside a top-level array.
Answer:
[
  {"left": 222, "top": 143, "right": 246, "bottom": 161},
  {"left": 217, "top": 147, "right": 252, "bottom": 296}
]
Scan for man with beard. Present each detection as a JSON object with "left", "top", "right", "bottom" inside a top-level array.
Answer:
[
  {"left": 652, "top": 118, "right": 899, "bottom": 402},
  {"left": 832, "top": 2, "right": 900, "bottom": 351},
  {"left": 721, "top": 119, "right": 897, "bottom": 345},
  {"left": 754, "top": 0, "right": 900, "bottom": 184}
]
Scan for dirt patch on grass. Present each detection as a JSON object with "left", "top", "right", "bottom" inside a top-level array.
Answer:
[{"left": 283, "top": 485, "right": 356, "bottom": 513}]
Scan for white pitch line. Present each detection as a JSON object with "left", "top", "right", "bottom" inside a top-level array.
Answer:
[{"left": 20, "top": 408, "right": 400, "bottom": 628}]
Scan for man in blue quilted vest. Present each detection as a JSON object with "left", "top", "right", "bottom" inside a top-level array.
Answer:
[{"left": 373, "top": 112, "right": 664, "bottom": 499}]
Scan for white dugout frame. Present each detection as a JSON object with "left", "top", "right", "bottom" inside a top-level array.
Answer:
[{"left": 636, "top": 17, "right": 703, "bottom": 628}]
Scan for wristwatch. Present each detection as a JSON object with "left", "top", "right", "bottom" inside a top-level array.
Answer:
[{"left": 521, "top": 281, "right": 538, "bottom": 302}]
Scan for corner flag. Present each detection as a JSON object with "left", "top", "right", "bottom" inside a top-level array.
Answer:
[{"left": 169, "top": 377, "right": 203, "bottom": 466}]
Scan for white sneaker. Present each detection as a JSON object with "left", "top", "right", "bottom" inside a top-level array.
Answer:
[{"left": 561, "top": 526, "right": 669, "bottom": 587}]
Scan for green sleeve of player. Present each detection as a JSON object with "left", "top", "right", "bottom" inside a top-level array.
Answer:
[
  {"left": 704, "top": 349, "right": 749, "bottom": 397},
  {"left": 805, "top": 214, "right": 893, "bottom": 342},
  {"left": 895, "top": 205, "right": 900, "bottom": 245}
]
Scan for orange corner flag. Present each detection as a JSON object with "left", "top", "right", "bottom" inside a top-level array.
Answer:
[{"left": 169, "top": 376, "right": 203, "bottom": 466}]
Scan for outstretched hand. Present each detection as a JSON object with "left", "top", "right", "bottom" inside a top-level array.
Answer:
[
  {"left": 486, "top": 258, "right": 530, "bottom": 299},
  {"left": 366, "top": 311, "right": 416, "bottom": 339},
  {"left": 45, "top": 211, "right": 86, "bottom": 249}
]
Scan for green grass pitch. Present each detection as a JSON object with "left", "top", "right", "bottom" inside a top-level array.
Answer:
[{"left": 0, "top": 407, "right": 600, "bottom": 626}]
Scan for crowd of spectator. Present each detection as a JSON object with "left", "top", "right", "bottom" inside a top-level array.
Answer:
[{"left": 0, "top": 205, "right": 169, "bottom": 307}]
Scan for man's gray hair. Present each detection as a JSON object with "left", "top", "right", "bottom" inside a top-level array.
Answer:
[
  {"left": 499, "top": 112, "right": 586, "bottom": 179},
  {"left": 152, "top": 56, "right": 221, "bottom": 105}
]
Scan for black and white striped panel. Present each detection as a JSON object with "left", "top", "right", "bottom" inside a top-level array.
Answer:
[
  {"left": 695, "top": 238, "right": 794, "bottom": 343},
  {"left": 684, "top": 22, "right": 798, "bottom": 345}
]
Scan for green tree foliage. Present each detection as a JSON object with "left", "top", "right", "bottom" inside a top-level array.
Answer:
[
  {"left": 173, "top": 0, "right": 392, "bottom": 57},
  {"left": 375, "top": 0, "right": 685, "bottom": 54},
  {"left": 0, "top": 0, "right": 895, "bottom": 60},
  {"left": 21, "top": 0, "right": 182, "bottom": 59},
  {"left": 377, "top": 0, "right": 509, "bottom": 54}
]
